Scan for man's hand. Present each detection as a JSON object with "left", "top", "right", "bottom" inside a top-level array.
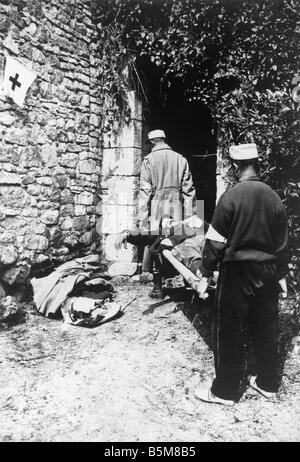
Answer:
[
  {"left": 279, "top": 277, "right": 287, "bottom": 299},
  {"left": 196, "top": 277, "right": 210, "bottom": 299},
  {"left": 189, "top": 276, "right": 210, "bottom": 299},
  {"left": 114, "top": 232, "right": 128, "bottom": 250}
]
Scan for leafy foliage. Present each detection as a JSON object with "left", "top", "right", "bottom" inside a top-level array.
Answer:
[{"left": 94, "top": 0, "right": 300, "bottom": 289}]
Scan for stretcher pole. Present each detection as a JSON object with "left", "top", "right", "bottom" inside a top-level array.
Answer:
[
  {"left": 162, "top": 249, "right": 200, "bottom": 285},
  {"left": 162, "top": 249, "right": 209, "bottom": 299},
  {"left": 161, "top": 249, "right": 209, "bottom": 299}
]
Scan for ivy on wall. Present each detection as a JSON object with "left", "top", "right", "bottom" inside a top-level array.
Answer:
[{"left": 94, "top": 0, "right": 300, "bottom": 290}]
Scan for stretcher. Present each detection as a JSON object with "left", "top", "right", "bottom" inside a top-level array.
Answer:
[
  {"left": 143, "top": 248, "right": 213, "bottom": 314},
  {"left": 161, "top": 248, "right": 209, "bottom": 299}
]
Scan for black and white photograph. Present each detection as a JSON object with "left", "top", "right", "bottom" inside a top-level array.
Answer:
[{"left": 0, "top": 0, "right": 299, "bottom": 444}]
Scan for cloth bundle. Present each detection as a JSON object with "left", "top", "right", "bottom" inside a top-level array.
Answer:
[
  {"left": 31, "top": 255, "right": 120, "bottom": 326},
  {"left": 61, "top": 298, "right": 121, "bottom": 328}
]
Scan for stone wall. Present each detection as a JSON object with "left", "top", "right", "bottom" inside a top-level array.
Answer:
[
  {"left": 0, "top": 0, "right": 103, "bottom": 288},
  {"left": 98, "top": 90, "right": 144, "bottom": 275}
]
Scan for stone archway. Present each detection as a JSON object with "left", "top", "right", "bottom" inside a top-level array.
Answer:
[
  {"left": 99, "top": 60, "right": 225, "bottom": 273},
  {"left": 99, "top": 90, "right": 144, "bottom": 273},
  {"left": 136, "top": 57, "right": 218, "bottom": 222}
]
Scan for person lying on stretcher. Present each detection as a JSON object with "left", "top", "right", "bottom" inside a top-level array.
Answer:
[{"left": 114, "top": 216, "right": 218, "bottom": 299}]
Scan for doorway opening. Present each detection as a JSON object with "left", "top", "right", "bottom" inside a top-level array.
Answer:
[{"left": 135, "top": 57, "right": 217, "bottom": 222}]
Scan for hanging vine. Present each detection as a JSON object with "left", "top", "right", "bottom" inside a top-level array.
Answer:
[{"left": 93, "top": 0, "right": 300, "bottom": 290}]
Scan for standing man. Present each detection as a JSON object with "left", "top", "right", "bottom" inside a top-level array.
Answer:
[
  {"left": 138, "top": 129, "right": 196, "bottom": 232},
  {"left": 137, "top": 129, "right": 196, "bottom": 297},
  {"left": 193, "top": 143, "right": 289, "bottom": 406}
]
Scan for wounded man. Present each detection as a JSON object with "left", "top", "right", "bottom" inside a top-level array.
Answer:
[{"left": 114, "top": 216, "right": 210, "bottom": 298}]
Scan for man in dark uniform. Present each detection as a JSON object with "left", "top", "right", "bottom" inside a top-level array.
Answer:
[
  {"left": 137, "top": 129, "right": 196, "bottom": 297},
  {"left": 193, "top": 143, "right": 289, "bottom": 406}
]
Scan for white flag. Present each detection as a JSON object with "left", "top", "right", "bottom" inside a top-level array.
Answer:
[{"left": 3, "top": 56, "right": 36, "bottom": 107}]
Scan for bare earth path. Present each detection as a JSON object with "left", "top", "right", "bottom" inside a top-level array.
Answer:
[{"left": 0, "top": 280, "right": 299, "bottom": 442}]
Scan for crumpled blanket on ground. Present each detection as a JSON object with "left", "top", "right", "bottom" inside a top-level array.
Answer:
[
  {"left": 31, "top": 255, "right": 114, "bottom": 318},
  {"left": 61, "top": 297, "right": 121, "bottom": 328}
]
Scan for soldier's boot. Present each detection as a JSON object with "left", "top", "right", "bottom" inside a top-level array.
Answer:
[{"left": 148, "top": 259, "right": 164, "bottom": 299}]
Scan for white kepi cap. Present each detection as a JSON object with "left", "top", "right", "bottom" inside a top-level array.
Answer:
[
  {"left": 148, "top": 129, "right": 166, "bottom": 140},
  {"left": 229, "top": 143, "right": 258, "bottom": 160}
]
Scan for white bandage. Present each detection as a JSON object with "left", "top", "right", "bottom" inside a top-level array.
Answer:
[{"left": 206, "top": 225, "right": 227, "bottom": 243}]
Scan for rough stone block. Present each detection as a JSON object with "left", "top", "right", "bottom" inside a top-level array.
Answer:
[
  {"left": 50, "top": 186, "right": 61, "bottom": 202},
  {"left": 0, "top": 231, "right": 15, "bottom": 244},
  {"left": 22, "top": 207, "right": 39, "bottom": 218},
  {"left": 103, "top": 176, "right": 139, "bottom": 206},
  {"left": 90, "top": 113, "right": 100, "bottom": 127},
  {"left": 0, "top": 245, "right": 18, "bottom": 265},
  {"left": 4, "top": 208, "right": 18, "bottom": 217},
  {"left": 60, "top": 189, "right": 75, "bottom": 204},
  {"left": 74, "top": 205, "right": 86, "bottom": 216},
  {"left": 1, "top": 186, "right": 30, "bottom": 208},
  {"left": 27, "top": 184, "right": 41, "bottom": 196},
  {"left": 76, "top": 191, "right": 94, "bottom": 205},
  {"left": 3, "top": 217, "right": 28, "bottom": 231},
  {"left": 63, "top": 234, "right": 79, "bottom": 248},
  {"left": 41, "top": 143, "right": 57, "bottom": 167},
  {"left": 22, "top": 174, "right": 37, "bottom": 185},
  {"left": 120, "top": 119, "right": 142, "bottom": 148},
  {"left": 72, "top": 216, "right": 89, "bottom": 232},
  {"left": 104, "top": 233, "right": 137, "bottom": 262},
  {"left": 0, "top": 111, "right": 15, "bottom": 127},
  {"left": 102, "top": 147, "right": 142, "bottom": 177},
  {"left": 36, "top": 177, "right": 53, "bottom": 186},
  {"left": 79, "top": 230, "right": 93, "bottom": 245},
  {"left": 0, "top": 174, "right": 22, "bottom": 185},
  {"left": 56, "top": 175, "right": 69, "bottom": 189},
  {"left": 60, "top": 204, "right": 74, "bottom": 217},
  {"left": 103, "top": 120, "right": 142, "bottom": 149},
  {"left": 97, "top": 204, "right": 136, "bottom": 235},
  {"left": 60, "top": 153, "right": 78, "bottom": 168},
  {"left": 25, "top": 235, "right": 49, "bottom": 251},
  {"left": 78, "top": 159, "right": 98, "bottom": 174},
  {"left": 19, "top": 145, "right": 42, "bottom": 168},
  {"left": 49, "top": 227, "right": 62, "bottom": 246},
  {"left": 81, "top": 94, "right": 89, "bottom": 107},
  {"left": 32, "top": 223, "right": 47, "bottom": 235},
  {"left": 0, "top": 296, "right": 26, "bottom": 326},
  {"left": 2, "top": 261, "right": 31, "bottom": 285},
  {"left": 60, "top": 217, "right": 73, "bottom": 230},
  {"left": 41, "top": 210, "right": 59, "bottom": 225}
]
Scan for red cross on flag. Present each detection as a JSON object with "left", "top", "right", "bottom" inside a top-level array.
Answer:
[{"left": 3, "top": 56, "right": 37, "bottom": 107}]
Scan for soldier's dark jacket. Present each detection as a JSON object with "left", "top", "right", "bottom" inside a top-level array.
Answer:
[{"left": 200, "top": 175, "right": 289, "bottom": 280}]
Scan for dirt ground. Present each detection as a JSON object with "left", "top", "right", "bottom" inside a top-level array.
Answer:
[{"left": 0, "top": 278, "right": 299, "bottom": 442}]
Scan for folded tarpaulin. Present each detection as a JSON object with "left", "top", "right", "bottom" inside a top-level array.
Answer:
[{"left": 31, "top": 255, "right": 102, "bottom": 317}]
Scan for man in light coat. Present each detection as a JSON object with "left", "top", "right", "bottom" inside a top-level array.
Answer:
[{"left": 137, "top": 129, "right": 196, "bottom": 297}]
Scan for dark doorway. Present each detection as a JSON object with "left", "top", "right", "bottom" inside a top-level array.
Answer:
[{"left": 136, "top": 57, "right": 217, "bottom": 222}]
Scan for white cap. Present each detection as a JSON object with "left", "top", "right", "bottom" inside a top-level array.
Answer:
[
  {"left": 148, "top": 129, "right": 166, "bottom": 140},
  {"left": 229, "top": 143, "right": 258, "bottom": 160}
]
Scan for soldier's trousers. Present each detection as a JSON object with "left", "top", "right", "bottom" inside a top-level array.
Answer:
[{"left": 211, "top": 262, "right": 280, "bottom": 401}]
